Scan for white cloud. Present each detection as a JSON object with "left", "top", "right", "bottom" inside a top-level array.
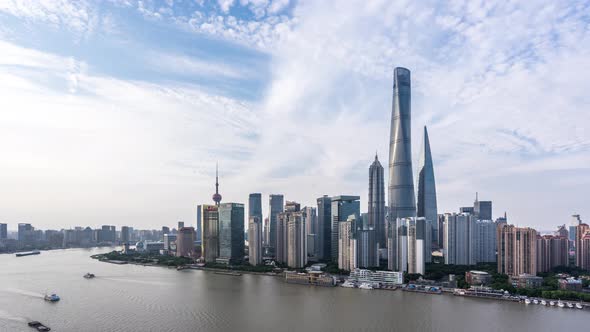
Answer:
[{"left": 218, "top": 0, "right": 235, "bottom": 13}]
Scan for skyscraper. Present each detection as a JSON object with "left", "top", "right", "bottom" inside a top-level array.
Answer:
[
  {"left": 338, "top": 215, "right": 357, "bottom": 271},
  {"left": 575, "top": 223, "right": 589, "bottom": 269},
  {"left": 369, "top": 154, "right": 386, "bottom": 248},
  {"left": 218, "top": 203, "right": 245, "bottom": 264},
  {"left": 0, "top": 223, "right": 7, "bottom": 240},
  {"left": 388, "top": 67, "right": 416, "bottom": 220},
  {"left": 200, "top": 205, "right": 219, "bottom": 262},
  {"left": 212, "top": 163, "right": 222, "bottom": 206},
  {"left": 302, "top": 206, "right": 318, "bottom": 258},
  {"left": 473, "top": 193, "right": 492, "bottom": 220},
  {"left": 536, "top": 235, "right": 568, "bottom": 273},
  {"left": 248, "top": 193, "right": 262, "bottom": 222},
  {"left": 408, "top": 218, "right": 425, "bottom": 275},
  {"left": 121, "top": 226, "right": 130, "bottom": 244},
  {"left": 570, "top": 214, "right": 582, "bottom": 247},
  {"left": 176, "top": 227, "right": 196, "bottom": 258},
  {"left": 473, "top": 220, "right": 497, "bottom": 263},
  {"left": 331, "top": 196, "right": 360, "bottom": 261},
  {"left": 269, "top": 194, "right": 284, "bottom": 256},
  {"left": 497, "top": 224, "right": 537, "bottom": 276},
  {"left": 317, "top": 195, "right": 332, "bottom": 260},
  {"left": 248, "top": 216, "right": 263, "bottom": 266},
  {"left": 443, "top": 213, "right": 475, "bottom": 265},
  {"left": 416, "top": 126, "right": 437, "bottom": 260}
]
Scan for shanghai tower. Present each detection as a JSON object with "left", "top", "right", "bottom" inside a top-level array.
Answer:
[{"left": 388, "top": 67, "right": 416, "bottom": 219}]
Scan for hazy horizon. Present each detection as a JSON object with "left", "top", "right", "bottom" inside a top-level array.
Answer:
[{"left": 1, "top": 1, "right": 589, "bottom": 230}]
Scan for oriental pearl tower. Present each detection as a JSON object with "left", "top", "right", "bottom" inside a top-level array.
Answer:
[{"left": 212, "top": 163, "right": 222, "bottom": 206}]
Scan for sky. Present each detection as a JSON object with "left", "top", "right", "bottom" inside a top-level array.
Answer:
[{"left": 0, "top": 0, "right": 589, "bottom": 231}]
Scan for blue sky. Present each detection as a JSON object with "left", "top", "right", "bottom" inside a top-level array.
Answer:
[{"left": 0, "top": 0, "right": 589, "bottom": 230}]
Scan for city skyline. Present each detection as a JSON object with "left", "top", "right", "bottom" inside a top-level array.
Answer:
[{"left": 1, "top": 1, "right": 589, "bottom": 230}]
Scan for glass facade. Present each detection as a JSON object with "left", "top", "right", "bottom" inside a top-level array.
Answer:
[
  {"left": 218, "top": 203, "right": 245, "bottom": 264},
  {"left": 330, "top": 196, "right": 360, "bottom": 261}
]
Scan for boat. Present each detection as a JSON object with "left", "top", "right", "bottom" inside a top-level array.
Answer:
[
  {"left": 541, "top": 300, "right": 547, "bottom": 306},
  {"left": 341, "top": 280, "right": 356, "bottom": 288},
  {"left": 28, "top": 321, "right": 51, "bottom": 331},
  {"left": 44, "top": 294, "right": 60, "bottom": 302},
  {"left": 549, "top": 301, "right": 555, "bottom": 306},
  {"left": 532, "top": 299, "right": 539, "bottom": 305},
  {"left": 576, "top": 302, "right": 583, "bottom": 309},
  {"left": 83, "top": 273, "right": 95, "bottom": 279},
  {"left": 557, "top": 300, "right": 565, "bottom": 308},
  {"left": 213, "top": 271, "right": 242, "bottom": 276},
  {"left": 566, "top": 302, "right": 574, "bottom": 309},
  {"left": 524, "top": 299, "right": 531, "bottom": 304},
  {"left": 358, "top": 282, "right": 373, "bottom": 290},
  {"left": 16, "top": 250, "right": 40, "bottom": 257}
]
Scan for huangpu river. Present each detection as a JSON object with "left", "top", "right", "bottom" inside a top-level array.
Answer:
[{"left": 0, "top": 248, "right": 587, "bottom": 331}]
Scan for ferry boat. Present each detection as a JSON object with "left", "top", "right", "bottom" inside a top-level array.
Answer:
[
  {"left": 557, "top": 300, "right": 565, "bottom": 308},
  {"left": 44, "top": 294, "right": 60, "bottom": 302},
  {"left": 16, "top": 250, "right": 40, "bottom": 257},
  {"left": 28, "top": 321, "right": 51, "bottom": 331},
  {"left": 576, "top": 302, "right": 583, "bottom": 309},
  {"left": 341, "top": 280, "right": 356, "bottom": 288},
  {"left": 549, "top": 301, "right": 555, "bottom": 306},
  {"left": 358, "top": 282, "right": 374, "bottom": 290},
  {"left": 541, "top": 300, "right": 547, "bottom": 306},
  {"left": 83, "top": 273, "right": 95, "bottom": 279},
  {"left": 524, "top": 299, "right": 531, "bottom": 304}
]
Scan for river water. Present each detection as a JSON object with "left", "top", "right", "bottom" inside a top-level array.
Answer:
[{"left": 0, "top": 248, "right": 587, "bottom": 331}]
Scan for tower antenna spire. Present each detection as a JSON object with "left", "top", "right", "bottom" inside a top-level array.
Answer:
[{"left": 212, "top": 162, "right": 222, "bottom": 206}]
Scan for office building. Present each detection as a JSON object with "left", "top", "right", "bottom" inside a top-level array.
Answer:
[
  {"left": 121, "top": 226, "right": 130, "bottom": 244},
  {"left": 575, "top": 223, "right": 590, "bottom": 270},
  {"left": 497, "top": 224, "right": 537, "bottom": 276},
  {"left": 416, "top": 126, "right": 437, "bottom": 260},
  {"left": 331, "top": 196, "right": 360, "bottom": 261},
  {"left": 176, "top": 227, "right": 196, "bottom": 258},
  {"left": 473, "top": 194, "right": 492, "bottom": 220},
  {"left": 368, "top": 154, "right": 386, "bottom": 248},
  {"left": 388, "top": 67, "right": 416, "bottom": 220},
  {"left": 407, "top": 218, "right": 425, "bottom": 275},
  {"left": 218, "top": 203, "right": 245, "bottom": 264},
  {"left": 460, "top": 207, "right": 475, "bottom": 214},
  {"left": 356, "top": 227, "right": 377, "bottom": 268},
  {"left": 302, "top": 206, "right": 317, "bottom": 257},
  {"left": 162, "top": 226, "right": 170, "bottom": 235},
  {"left": 394, "top": 218, "right": 409, "bottom": 273},
  {"left": 248, "top": 216, "right": 263, "bottom": 266},
  {"left": 338, "top": 215, "right": 357, "bottom": 271},
  {"left": 443, "top": 213, "right": 475, "bottom": 265},
  {"left": 18, "top": 223, "right": 35, "bottom": 245},
  {"left": 0, "top": 223, "right": 7, "bottom": 240},
  {"left": 163, "top": 233, "right": 177, "bottom": 251},
  {"left": 263, "top": 217, "right": 269, "bottom": 247},
  {"left": 317, "top": 195, "right": 332, "bottom": 260},
  {"left": 248, "top": 193, "right": 262, "bottom": 223},
  {"left": 269, "top": 194, "right": 284, "bottom": 255},
  {"left": 473, "top": 219, "right": 497, "bottom": 263},
  {"left": 200, "top": 205, "right": 219, "bottom": 262},
  {"left": 287, "top": 211, "right": 307, "bottom": 268}
]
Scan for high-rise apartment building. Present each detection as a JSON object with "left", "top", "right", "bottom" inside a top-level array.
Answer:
[
  {"left": 18, "top": 223, "right": 34, "bottom": 245},
  {"left": 369, "top": 154, "right": 386, "bottom": 248},
  {"left": 580, "top": 233, "right": 590, "bottom": 271},
  {"left": 536, "top": 235, "right": 568, "bottom": 273},
  {"left": 575, "top": 223, "right": 589, "bottom": 269},
  {"left": 570, "top": 214, "right": 582, "bottom": 245},
  {"left": 287, "top": 212, "right": 307, "bottom": 268},
  {"left": 497, "top": 224, "right": 537, "bottom": 276},
  {"left": 317, "top": 195, "right": 332, "bottom": 260},
  {"left": 121, "top": 226, "right": 130, "bottom": 244},
  {"left": 200, "top": 205, "right": 219, "bottom": 262},
  {"left": 331, "top": 196, "right": 360, "bottom": 261},
  {"left": 443, "top": 213, "right": 475, "bottom": 265},
  {"left": 218, "top": 203, "right": 245, "bottom": 264},
  {"left": 248, "top": 216, "right": 263, "bottom": 266},
  {"left": 176, "top": 227, "right": 196, "bottom": 258},
  {"left": 269, "top": 194, "right": 284, "bottom": 255},
  {"left": 416, "top": 126, "right": 437, "bottom": 260},
  {"left": 302, "top": 206, "right": 318, "bottom": 258},
  {"left": 338, "top": 215, "right": 357, "bottom": 271}
]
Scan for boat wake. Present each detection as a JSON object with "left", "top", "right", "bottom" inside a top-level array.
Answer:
[
  {"left": 0, "top": 309, "right": 27, "bottom": 323},
  {"left": 0, "top": 288, "right": 44, "bottom": 299}
]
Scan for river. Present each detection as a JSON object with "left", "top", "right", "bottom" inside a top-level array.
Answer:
[{"left": 0, "top": 248, "right": 587, "bottom": 331}]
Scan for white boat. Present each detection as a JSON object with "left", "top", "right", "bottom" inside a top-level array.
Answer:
[
  {"left": 524, "top": 299, "right": 531, "bottom": 304},
  {"left": 576, "top": 303, "right": 583, "bottom": 309},
  {"left": 558, "top": 301, "right": 565, "bottom": 308},
  {"left": 549, "top": 301, "right": 555, "bottom": 306},
  {"left": 358, "top": 282, "right": 373, "bottom": 290},
  {"left": 532, "top": 299, "right": 539, "bottom": 305},
  {"left": 566, "top": 302, "right": 574, "bottom": 309},
  {"left": 541, "top": 300, "right": 547, "bottom": 306},
  {"left": 341, "top": 281, "right": 356, "bottom": 288}
]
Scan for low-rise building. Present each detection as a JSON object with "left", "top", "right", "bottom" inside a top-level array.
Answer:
[
  {"left": 284, "top": 271, "right": 336, "bottom": 287},
  {"left": 465, "top": 270, "right": 492, "bottom": 286},
  {"left": 510, "top": 274, "right": 543, "bottom": 288},
  {"left": 348, "top": 269, "right": 403, "bottom": 288},
  {"left": 558, "top": 278, "right": 583, "bottom": 291}
]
